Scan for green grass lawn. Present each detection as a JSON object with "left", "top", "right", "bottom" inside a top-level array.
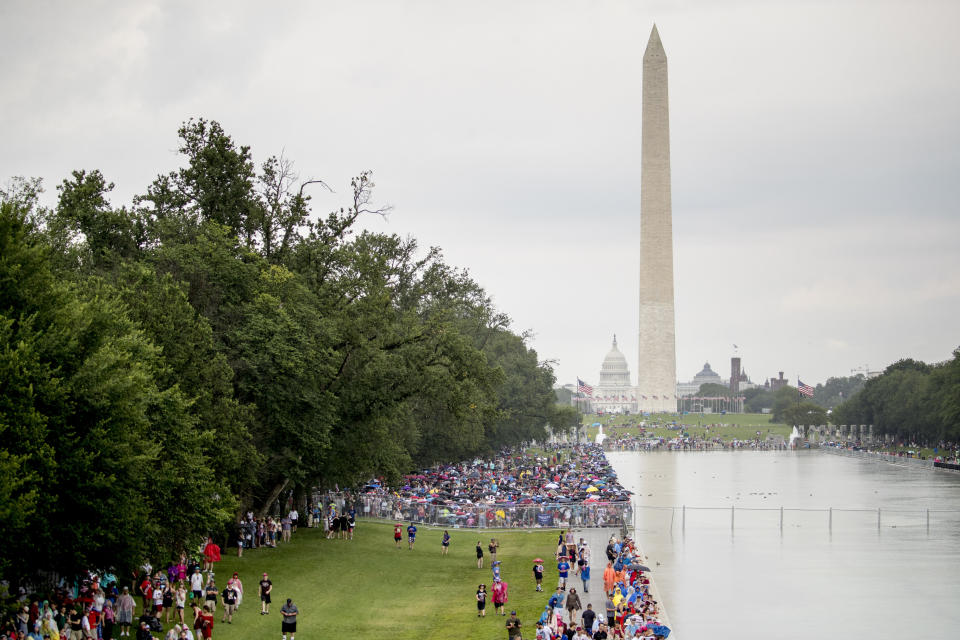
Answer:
[
  {"left": 188, "top": 523, "right": 560, "bottom": 640},
  {"left": 580, "top": 415, "right": 791, "bottom": 442}
]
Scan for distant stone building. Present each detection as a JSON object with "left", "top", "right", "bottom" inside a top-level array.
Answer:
[
  {"left": 676, "top": 362, "right": 723, "bottom": 397},
  {"left": 676, "top": 359, "right": 757, "bottom": 399},
  {"left": 594, "top": 335, "right": 637, "bottom": 413},
  {"left": 766, "top": 371, "right": 789, "bottom": 390}
]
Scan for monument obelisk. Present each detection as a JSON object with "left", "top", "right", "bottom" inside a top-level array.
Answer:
[{"left": 637, "top": 24, "right": 677, "bottom": 413}]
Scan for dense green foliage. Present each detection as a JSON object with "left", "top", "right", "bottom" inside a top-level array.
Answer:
[
  {"left": 832, "top": 354, "right": 960, "bottom": 444},
  {"left": 0, "top": 120, "right": 569, "bottom": 587}
]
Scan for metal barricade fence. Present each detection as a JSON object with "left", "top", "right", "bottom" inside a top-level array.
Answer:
[
  {"left": 629, "top": 503, "right": 960, "bottom": 532},
  {"left": 316, "top": 492, "right": 633, "bottom": 530},
  {"left": 820, "top": 446, "right": 938, "bottom": 468}
]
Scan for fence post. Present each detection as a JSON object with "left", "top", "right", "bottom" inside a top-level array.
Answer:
[
  {"left": 877, "top": 507, "right": 881, "bottom": 530},
  {"left": 779, "top": 506, "right": 783, "bottom": 531},
  {"left": 731, "top": 505, "right": 735, "bottom": 531},
  {"left": 829, "top": 507, "right": 832, "bottom": 531}
]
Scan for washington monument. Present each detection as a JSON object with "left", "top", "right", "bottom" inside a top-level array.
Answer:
[{"left": 637, "top": 24, "right": 677, "bottom": 413}]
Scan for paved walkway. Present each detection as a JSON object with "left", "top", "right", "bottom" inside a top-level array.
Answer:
[
  {"left": 570, "top": 527, "right": 618, "bottom": 614},
  {"left": 570, "top": 527, "right": 675, "bottom": 637}
]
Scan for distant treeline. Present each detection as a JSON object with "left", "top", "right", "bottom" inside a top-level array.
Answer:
[
  {"left": 832, "top": 353, "right": 960, "bottom": 444},
  {"left": 0, "top": 119, "right": 576, "bottom": 587}
]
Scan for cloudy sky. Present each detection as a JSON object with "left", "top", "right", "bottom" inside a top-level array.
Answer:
[{"left": 3, "top": 0, "right": 958, "bottom": 388}]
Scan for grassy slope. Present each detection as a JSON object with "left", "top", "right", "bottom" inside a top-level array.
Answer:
[
  {"left": 202, "top": 522, "right": 559, "bottom": 640},
  {"left": 581, "top": 413, "right": 791, "bottom": 442}
]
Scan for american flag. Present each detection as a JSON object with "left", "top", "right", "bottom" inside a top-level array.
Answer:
[
  {"left": 798, "top": 380, "right": 814, "bottom": 398},
  {"left": 577, "top": 378, "right": 593, "bottom": 396}
]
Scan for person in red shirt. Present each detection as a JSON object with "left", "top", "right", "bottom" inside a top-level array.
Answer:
[
  {"left": 139, "top": 578, "right": 153, "bottom": 616},
  {"left": 202, "top": 538, "right": 221, "bottom": 572},
  {"left": 198, "top": 605, "right": 214, "bottom": 640},
  {"left": 393, "top": 523, "right": 402, "bottom": 549}
]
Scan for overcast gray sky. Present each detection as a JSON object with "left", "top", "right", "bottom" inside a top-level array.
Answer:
[{"left": 3, "top": 0, "right": 958, "bottom": 388}]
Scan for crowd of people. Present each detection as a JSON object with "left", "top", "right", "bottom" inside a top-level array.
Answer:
[
  {"left": 530, "top": 532, "right": 670, "bottom": 639},
  {"left": 602, "top": 434, "right": 790, "bottom": 451},
  {"left": 465, "top": 525, "right": 671, "bottom": 639},
  {"left": 321, "top": 444, "right": 633, "bottom": 529},
  {"left": 2, "top": 524, "right": 302, "bottom": 640}
]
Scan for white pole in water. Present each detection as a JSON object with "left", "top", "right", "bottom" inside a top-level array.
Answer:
[
  {"left": 669, "top": 507, "right": 674, "bottom": 533},
  {"left": 779, "top": 506, "right": 783, "bottom": 531},
  {"left": 829, "top": 507, "right": 832, "bottom": 531},
  {"left": 926, "top": 508, "right": 930, "bottom": 533},
  {"left": 682, "top": 505, "right": 686, "bottom": 532},
  {"left": 731, "top": 505, "right": 735, "bottom": 531},
  {"left": 877, "top": 507, "right": 881, "bottom": 530}
]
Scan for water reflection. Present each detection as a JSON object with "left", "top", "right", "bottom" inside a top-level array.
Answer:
[{"left": 608, "top": 450, "right": 960, "bottom": 640}]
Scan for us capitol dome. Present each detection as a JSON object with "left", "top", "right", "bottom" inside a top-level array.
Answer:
[{"left": 594, "top": 335, "right": 637, "bottom": 413}]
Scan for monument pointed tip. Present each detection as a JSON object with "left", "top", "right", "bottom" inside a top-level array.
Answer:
[{"left": 645, "top": 23, "right": 665, "bottom": 58}]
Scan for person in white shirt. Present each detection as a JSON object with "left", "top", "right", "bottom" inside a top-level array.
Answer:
[
  {"left": 289, "top": 509, "right": 299, "bottom": 532},
  {"left": 190, "top": 569, "right": 204, "bottom": 603}
]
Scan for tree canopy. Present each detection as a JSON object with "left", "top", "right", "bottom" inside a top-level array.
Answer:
[
  {"left": 832, "top": 354, "right": 960, "bottom": 444},
  {"left": 0, "top": 120, "right": 569, "bottom": 588}
]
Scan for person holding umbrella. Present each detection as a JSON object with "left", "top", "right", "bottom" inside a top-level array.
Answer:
[{"left": 532, "top": 558, "right": 544, "bottom": 592}]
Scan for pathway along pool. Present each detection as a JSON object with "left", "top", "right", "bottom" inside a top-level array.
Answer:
[{"left": 607, "top": 449, "right": 960, "bottom": 639}]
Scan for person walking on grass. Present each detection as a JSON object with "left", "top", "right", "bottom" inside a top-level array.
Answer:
[
  {"left": 280, "top": 599, "right": 298, "bottom": 640},
  {"left": 190, "top": 569, "right": 203, "bottom": 604},
  {"left": 441, "top": 530, "right": 451, "bottom": 556},
  {"left": 190, "top": 604, "right": 203, "bottom": 640},
  {"left": 505, "top": 610, "right": 522, "bottom": 639},
  {"left": 488, "top": 538, "right": 499, "bottom": 563},
  {"left": 476, "top": 584, "right": 487, "bottom": 618},
  {"left": 220, "top": 581, "right": 238, "bottom": 624},
  {"left": 197, "top": 605, "right": 213, "bottom": 640},
  {"left": 532, "top": 558, "right": 544, "bottom": 592},
  {"left": 394, "top": 523, "right": 403, "bottom": 549},
  {"left": 406, "top": 522, "right": 417, "bottom": 550},
  {"left": 259, "top": 573, "right": 273, "bottom": 615},
  {"left": 203, "top": 579, "right": 218, "bottom": 614},
  {"left": 476, "top": 541, "right": 484, "bottom": 568},
  {"left": 116, "top": 588, "right": 135, "bottom": 637},
  {"left": 492, "top": 579, "right": 509, "bottom": 616}
]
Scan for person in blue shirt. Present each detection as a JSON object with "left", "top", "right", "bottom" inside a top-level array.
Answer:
[
  {"left": 557, "top": 556, "right": 570, "bottom": 591},
  {"left": 406, "top": 523, "right": 417, "bottom": 550},
  {"left": 548, "top": 587, "right": 565, "bottom": 624},
  {"left": 441, "top": 530, "right": 451, "bottom": 556}
]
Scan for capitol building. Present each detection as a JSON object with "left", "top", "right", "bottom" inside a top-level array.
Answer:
[
  {"left": 591, "top": 336, "right": 638, "bottom": 413},
  {"left": 571, "top": 341, "right": 759, "bottom": 414}
]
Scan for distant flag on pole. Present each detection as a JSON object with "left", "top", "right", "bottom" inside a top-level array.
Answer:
[
  {"left": 577, "top": 378, "right": 593, "bottom": 396},
  {"left": 798, "top": 380, "right": 814, "bottom": 398}
]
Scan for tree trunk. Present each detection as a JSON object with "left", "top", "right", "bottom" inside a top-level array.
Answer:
[{"left": 258, "top": 477, "right": 290, "bottom": 518}]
